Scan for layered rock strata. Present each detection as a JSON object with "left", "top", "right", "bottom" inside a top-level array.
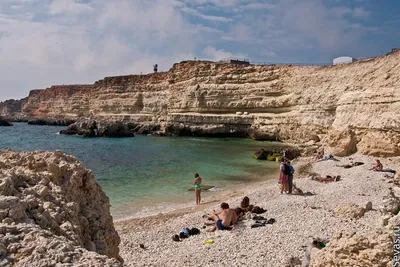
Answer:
[
  {"left": 0, "top": 150, "right": 122, "bottom": 266},
  {"left": 1, "top": 51, "right": 400, "bottom": 155}
]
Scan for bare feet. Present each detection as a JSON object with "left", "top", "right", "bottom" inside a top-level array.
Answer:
[{"left": 206, "top": 226, "right": 216, "bottom": 232}]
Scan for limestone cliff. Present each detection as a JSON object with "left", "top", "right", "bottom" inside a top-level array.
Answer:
[
  {"left": 1, "top": 51, "right": 400, "bottom": 156},
  {"left": 0, "top": 150, "right": 122, "bottom": 266}
]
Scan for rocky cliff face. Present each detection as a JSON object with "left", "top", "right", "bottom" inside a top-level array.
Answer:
[
  {"left": 0, "top": 99, "right": 26, "bottom": 120},
  {"left": 1, "top": 51, "right": 400, "bottom": 156},
  {"left": 0, "top": 150, "right": 122, "bottom": 266}
]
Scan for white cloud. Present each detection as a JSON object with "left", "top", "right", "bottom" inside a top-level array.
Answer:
[
  {"left": 181, "top": 6, "right": 232, "bottom": 22},
  {"left": 186, "top": 0, "right": 242, "bottom": 8},
  {"left": 203, "top": 46, "right": 247, "bottom": 61},
  {"left": 352, "top": 7, "right": 370, "bottom": 18},
  {"left": 261, "top": 50, "right": 277, "bottom": 57},
  {"left": 0, "top": 0, "right": 389, "bottom": 101},
  {"left": 49, "top": 0, "right": 94, "bottom": 15}
]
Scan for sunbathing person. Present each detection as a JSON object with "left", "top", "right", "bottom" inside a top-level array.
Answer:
[
  {"left": 312, "top": 175, "right": 341, "bottom": 183},
  {"left": 204, "top": 203, "right": 237, "bottom": 232},
  {"left": 370, "top": 159, "right": 383, "bottom": 171}
]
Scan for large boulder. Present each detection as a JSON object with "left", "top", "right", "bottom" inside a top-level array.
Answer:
[
  {"left": 0, "top": 150, "right": 122, "bottom": 266},
  {"left": 334, "top": 203, "right": 366, "bottom": 219},
  {"left": 0, "top": 118, "right": 13, "bottom": 126},
  {"left": 253, "top": 147, "right": 300, "bottom": 160},
  {"left": 310, "top": 229, "right": 393, "bottom": 267},
  {"left": 322, "top": 128, "right": 358, "bottom": 156},
  {"left": 248, "top": 128, "right": 280, "bottom": 141},
  {"left": 61, "top": 119, "right": 134, "bottom": 138}
]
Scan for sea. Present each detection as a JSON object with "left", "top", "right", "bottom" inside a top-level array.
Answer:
[{"left": 0, "top": 123, "right": 279, "bottom": 220}]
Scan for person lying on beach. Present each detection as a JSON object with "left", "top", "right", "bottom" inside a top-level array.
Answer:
[
  {"left": 314, "top": 151, "right": 323, "bottom": 161},
  {"left": 369, "top": 159, "right": 383, "bottom": 171},
  {"left": 312, "top": 175, "right": 341, "bottom": 183},
  {"left": 317, "top": 154, "right": 339, "bottom": 162},
  {"left": 336, "top": 162, "right": 364, "bottom": 169},
  {"left": 204, "top": 203, "right": 237, "bottom": 232}
]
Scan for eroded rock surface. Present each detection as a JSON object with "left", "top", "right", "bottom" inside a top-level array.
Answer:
[
  {"left": 310, "top": 229, "right": 393, "bottom": 267},
  {"left": 0, "top": 150, "right": 122, "bottom": 266}
]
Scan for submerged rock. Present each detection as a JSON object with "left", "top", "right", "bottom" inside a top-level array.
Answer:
[
  {"left": 0, "top": 150, "right": 122, "bottom": 266},
  {"left": 253, "top": 147, "right": 300, "bottom": 161}
]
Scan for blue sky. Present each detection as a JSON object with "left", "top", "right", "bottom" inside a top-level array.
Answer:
[{"left": 0, "top": 0, "right": 399, "bottom": 100}]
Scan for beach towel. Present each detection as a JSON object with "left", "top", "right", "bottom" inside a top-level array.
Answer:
[{"left": 377, "top": 169, "right": 397, "bottom": 174}]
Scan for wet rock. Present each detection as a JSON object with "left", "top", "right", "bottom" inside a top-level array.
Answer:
[
  {"left": 0, "top": 119, "right": 13, "bottom": 126},
  {"left": 60, "top": 119, "right": 134, "bottom": 138}
]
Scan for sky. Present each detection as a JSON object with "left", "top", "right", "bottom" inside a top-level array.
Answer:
[{"left": 0, "top": 0, "right": 399, "bottom": 101}]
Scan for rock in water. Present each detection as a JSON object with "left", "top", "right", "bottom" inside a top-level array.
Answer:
[
  {"left": 0, "top": 150, "right": 123, "bottom": 266},
  {"left": 0, "top": 118, "right": 13, "bottom": 126},
  {"left": 61, "top": 119, "right": 135, "bottom": 138}
]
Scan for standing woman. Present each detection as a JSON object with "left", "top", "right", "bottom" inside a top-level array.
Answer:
[
  {"left": 279, "top": 158, "right": 288, "bottom": 194},
  {"left": 194, "top": 173, "right": 202, "bottom": 205}
]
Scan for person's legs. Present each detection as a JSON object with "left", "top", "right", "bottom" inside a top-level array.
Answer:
[
  {"left": 195, "top": 190, "right": 200, "bottom": 205},
  {"left": 199, "top": 189, "right": 201, "bottom": 204},
  {"left": 288, "top": 175, "right": 293, "bottom": 194},
  {"left": 204, "top": 213, "right": 219, "bottom": 222}
]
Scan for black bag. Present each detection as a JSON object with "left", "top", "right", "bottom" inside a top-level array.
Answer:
[
  {"left": 189, "top": 228, "right": 200, "bottom": 235},
  {"left": 283, "top": 164, "right": 291, "bottom": 175}
]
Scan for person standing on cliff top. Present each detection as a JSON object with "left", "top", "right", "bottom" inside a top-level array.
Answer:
[{"left": 194, "top": 173, "right": 202, "bottom": 205}]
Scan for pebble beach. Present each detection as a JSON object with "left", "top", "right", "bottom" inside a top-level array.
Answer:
[{"left": 115, "top": 155, "right": 399, "bottom": 266}]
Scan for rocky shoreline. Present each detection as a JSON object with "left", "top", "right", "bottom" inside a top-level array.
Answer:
[
  {"left": 115, "top": 154, "right": 399, "bottom": 266},
  {"left": 1, "top": 149, "right": 398, "bottom": 266}
]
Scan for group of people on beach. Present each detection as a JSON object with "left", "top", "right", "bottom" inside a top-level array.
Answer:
[{"left": 202, "top": 196, "right": 262, "bottom": 232}]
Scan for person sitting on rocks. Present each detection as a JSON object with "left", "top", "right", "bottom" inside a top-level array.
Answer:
[
  {"left": 234, "top": 207, "right": 245, "bottom": 221},
  {"left": 204, "top": 203, "right": 237, "bottom": 232},
  {"left": 240, "top": 196, "right": 250, "bottom": 212},
  {"left": 370, "top": 159, "right": 383, "bottom": 171}
]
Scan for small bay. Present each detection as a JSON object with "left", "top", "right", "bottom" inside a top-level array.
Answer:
[{"left": 0, "top": 123, "right": 278, "bottom": 219}]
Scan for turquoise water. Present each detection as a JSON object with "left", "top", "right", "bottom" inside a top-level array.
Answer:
[{"left": 0, "top": 123, "right": 278, "bottom": 219}]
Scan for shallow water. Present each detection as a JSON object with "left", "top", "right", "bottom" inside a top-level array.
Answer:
[{"left": 0, "top": 123, "right": 279, "bottom": 219}]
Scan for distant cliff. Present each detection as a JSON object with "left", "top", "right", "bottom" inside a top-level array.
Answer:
[{"left": 1, "top": 51, "right": 400, "bottom": 156}]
